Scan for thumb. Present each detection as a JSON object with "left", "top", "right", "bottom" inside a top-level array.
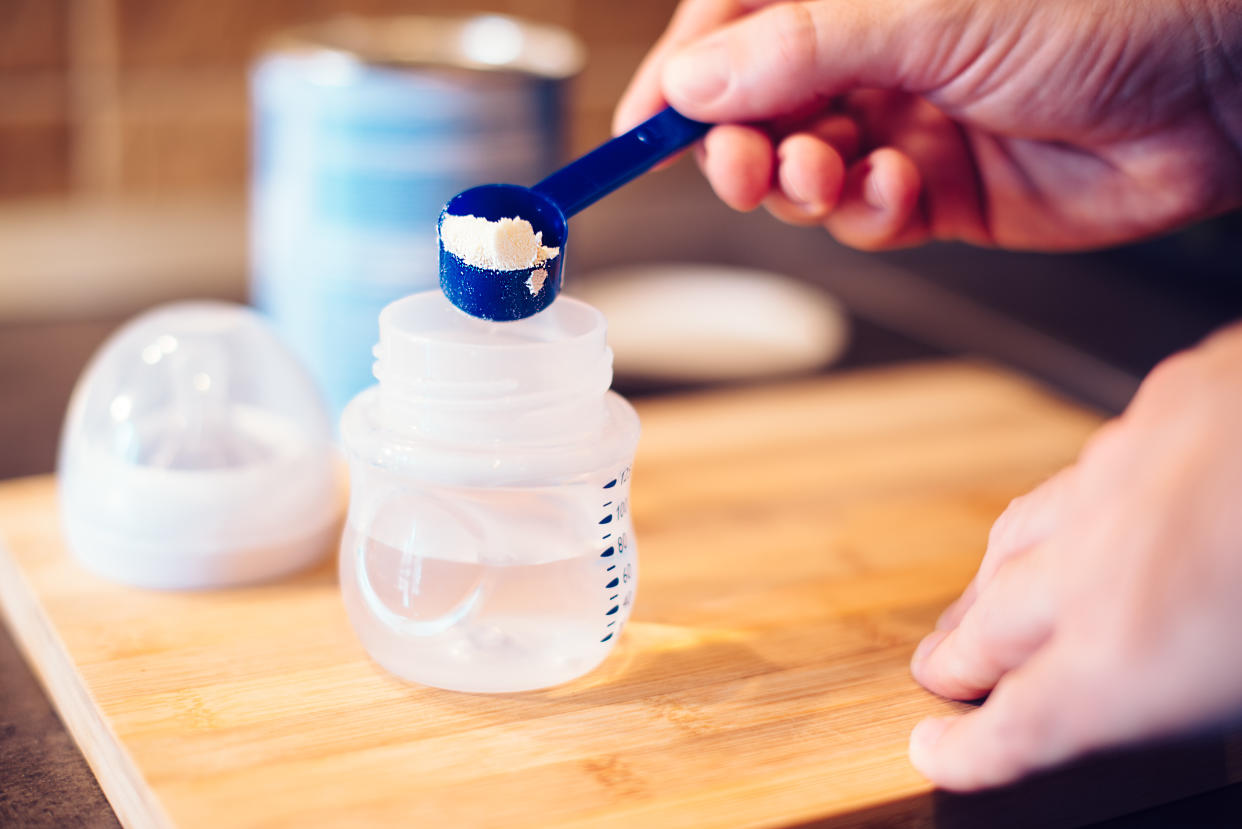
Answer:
[{"left": 661, "top": 0, "right": 967, "bottom": 122}]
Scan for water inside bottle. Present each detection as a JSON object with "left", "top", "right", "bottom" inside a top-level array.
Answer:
[{"left": 340, "top": 511, "right": 635, "bottom": 693}]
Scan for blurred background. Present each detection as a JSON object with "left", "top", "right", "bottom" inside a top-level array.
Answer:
[{"left": 1, "top": 0, "right": 1240, "bottom": 480}]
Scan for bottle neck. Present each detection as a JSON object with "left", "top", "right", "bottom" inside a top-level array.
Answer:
[{"left": 371, "top": 291, "right": 616, "bottom": 445}]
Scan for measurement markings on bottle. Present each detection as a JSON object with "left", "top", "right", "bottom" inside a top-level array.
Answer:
[{"left": 600, "top": 466, "right": 634, "bottom": 643}]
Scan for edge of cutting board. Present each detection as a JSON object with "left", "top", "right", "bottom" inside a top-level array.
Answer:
[{"left": 0, "top": 477, "right": 173, "bottom": 829}]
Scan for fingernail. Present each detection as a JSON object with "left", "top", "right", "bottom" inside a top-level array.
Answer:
[
  {"left": 863, "top": 167, "right": 887, "bottom": 210},
  {"left": 911, "top": 630, "right": 947, "bottom": 672},
  {"left": 909, "top": 717, "right": 951, "bottom": 770},
  {"left": 664, "top": 42, "right": 730, "bottom": 107}
]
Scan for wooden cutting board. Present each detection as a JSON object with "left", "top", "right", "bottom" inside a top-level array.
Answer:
[{"left": 3, "top": 360, "right": 1239, "bottom": 829}]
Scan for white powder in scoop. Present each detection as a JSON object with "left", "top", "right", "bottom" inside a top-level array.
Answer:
[
  {"left": 526, "top": 268, "right": 548, "bottom": 296},
  {"left": 440, "top": 214, "right": 560, "bottom": 275}
]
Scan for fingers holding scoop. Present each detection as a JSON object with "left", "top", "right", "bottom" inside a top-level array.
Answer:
[
  {"left": 822, "top": 148, "right": 925, "bottom": 250},
  {"left": 763, "top": 132, "right": 847, "bottom": 224},
  {"left": 697, "top": 124, "right": 775, "bottom": 211},
  {"left": 761, "top": 113, "right": 859, "bottom": 223},
  {"left": 695, "top": 111, "right": 923, "bottom": 246},
  {"left": 618, "top": 1, "right": 931, "bottom": 247}
]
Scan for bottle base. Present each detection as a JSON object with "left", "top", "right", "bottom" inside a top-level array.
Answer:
[{"left": 350, "top": 615, "right": 617, "bottom": 693}]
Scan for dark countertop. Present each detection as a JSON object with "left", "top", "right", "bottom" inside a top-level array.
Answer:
[{"left": 2, "top": 167, "right": 1240, "bottom": 826}]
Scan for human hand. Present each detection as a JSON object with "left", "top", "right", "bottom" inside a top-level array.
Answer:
[
  {"left": 615, "top": 0, "right": 1242, "bottom": 250},
  {"left": 907, "top": 322, "right": 1242, "bottom": 790}
]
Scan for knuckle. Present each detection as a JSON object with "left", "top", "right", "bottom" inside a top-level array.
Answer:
[
  {"left": 985, "top": 468, "right": 1064, "bottom": 553},
  {"left": 1138, "top": 154, "right": 1224, "bottom": 231},
  {"left": 969, "top": 576, "right": 1030, "bottom": 657},
  {"left": 1143, "top": 350, "right": 1199, "bottom": 396},
  {"left": 1129, "top": 346, "right": 1224, "bottom": 426},
  {"left": 986, "top": 495, "right": 1025, "bottom": 549},
  {"left": 938, "top": 614, "right": 1009, "bottom": 697},
  {"left": 973, "top": 584, "right": 1013, "bottom": 636},
  {"left": 764, "top": 2, "right": 822, "bottom": 71},
  {"left": 1077, "top": 418, "right": 1128, "bottom": 468},
  {"left": 935, "top": 646, "right": 991, "bottom": 698},
  {"left": 971, "top": 604, "right": 1011, "bottom": 655},
  {"left": 1200, "top": 320, "right": 1242, "bottom": 353}
]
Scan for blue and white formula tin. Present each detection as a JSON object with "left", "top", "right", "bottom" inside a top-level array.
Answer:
[{"left": 250, "top": 15, "right": 584, "bottom": 417}]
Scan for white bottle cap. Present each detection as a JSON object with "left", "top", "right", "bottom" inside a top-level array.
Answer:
[{"left": 58, "top": 302, "right": 340, "bottom": 589}]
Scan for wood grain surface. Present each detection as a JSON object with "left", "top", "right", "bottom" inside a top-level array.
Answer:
[{"left": 1, "top": 360, "right": 1238, "bottom": 828}]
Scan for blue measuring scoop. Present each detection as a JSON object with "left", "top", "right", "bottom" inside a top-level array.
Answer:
[{"left": 438, "top": 107, "right": 711, "bottom": 321}]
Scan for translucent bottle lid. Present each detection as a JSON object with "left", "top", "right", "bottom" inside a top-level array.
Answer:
[{"left": 58, "top": 302, "right": 340, "bottom": 589}]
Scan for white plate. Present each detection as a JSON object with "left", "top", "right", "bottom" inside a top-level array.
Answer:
[{"left": 569, "top": 264, "right": 850, "bottom": 383}]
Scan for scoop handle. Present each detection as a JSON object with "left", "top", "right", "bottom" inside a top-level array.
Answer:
[{"left": 532, "top": 107, "right": 711, "bottom": 218}]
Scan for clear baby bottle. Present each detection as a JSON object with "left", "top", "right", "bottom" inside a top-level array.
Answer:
[{"left": 339, "top": 290, "right": 640, "bottom": 692}]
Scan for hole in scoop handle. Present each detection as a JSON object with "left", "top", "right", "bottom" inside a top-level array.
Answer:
[{"left": 532, "top": 107, "right": 710, "bottom": 218}]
